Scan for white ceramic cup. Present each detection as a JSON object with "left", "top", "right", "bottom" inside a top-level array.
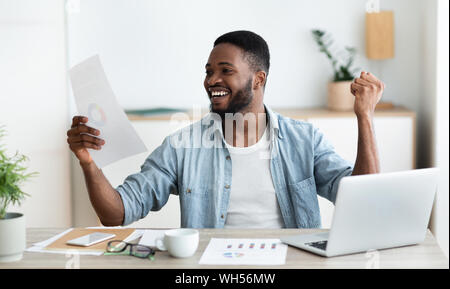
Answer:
[{"left": 155, "top": 229, "right": 199, "bottom": 258}]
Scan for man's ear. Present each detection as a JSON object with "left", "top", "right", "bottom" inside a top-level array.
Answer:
[{"left": 253, "top": 71, "right": 267, "bottom": 90}]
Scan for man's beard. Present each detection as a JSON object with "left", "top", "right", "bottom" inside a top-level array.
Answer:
[{"left": 209, "top": 77, "right": 253, "bottom": 119}]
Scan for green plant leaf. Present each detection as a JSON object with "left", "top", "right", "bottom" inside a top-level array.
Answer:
[
  {"left": 0, "top": 126, "right": 37, "bottom": 219},
  {"left": 311, "top": 29, "right": 359, "bottom": 82}
]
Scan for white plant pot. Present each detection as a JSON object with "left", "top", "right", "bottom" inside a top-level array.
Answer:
[
  {"left": 327, "top": 81, "right": 355, "bottom": 111},
  {"left": 0, "top": 213, "right": 26, "bottom": 262}
]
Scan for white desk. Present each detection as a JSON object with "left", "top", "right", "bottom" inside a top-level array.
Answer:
[{"left": 1, "top": 228, "right": 448, "bottom": 269}]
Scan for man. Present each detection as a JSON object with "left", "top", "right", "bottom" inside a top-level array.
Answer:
[{"left": 67, "top": 31, "right": 383, "bottom": 228}]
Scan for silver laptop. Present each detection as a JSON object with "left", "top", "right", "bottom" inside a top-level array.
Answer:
[{"left": 280, "top": 168, "right": 439, "bottom": 257}]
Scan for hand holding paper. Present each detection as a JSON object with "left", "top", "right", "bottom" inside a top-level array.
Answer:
[
  {"left": 67, "top": 115, "right": 104, "bottom": 166},
  {"left": 67, "top": 55, "right": 147, "bottom": 168}
]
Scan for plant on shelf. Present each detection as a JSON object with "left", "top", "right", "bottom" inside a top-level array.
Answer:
[
  {"left": 311, "top": 29, "right": 360, "bottom": 111},
  {"left": 311, "top": 29, "right": 359, "bottom": 82},
  {"left": 0, "top": 126, "right": 36, "bottom": 219}
]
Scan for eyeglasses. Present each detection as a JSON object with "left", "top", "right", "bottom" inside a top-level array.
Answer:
[{"left": 105, "top": 240, "right": 155, "bottom": 259}]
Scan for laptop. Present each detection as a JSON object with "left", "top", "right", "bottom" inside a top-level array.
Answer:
[{"left": 280, "top": 168, "right": 439, "bottom": 257}]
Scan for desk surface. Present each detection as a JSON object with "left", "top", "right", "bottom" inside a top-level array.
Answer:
[{"left": 1, "top": 228, "right": 448, "bottom": 269}]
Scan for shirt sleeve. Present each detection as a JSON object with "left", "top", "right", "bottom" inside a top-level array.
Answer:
[
  {"left": 116, "top": 136, "right": 178, "bottom": 226},
  {"left": 313, "top": 127, "right": 353, "bottom": 204}
]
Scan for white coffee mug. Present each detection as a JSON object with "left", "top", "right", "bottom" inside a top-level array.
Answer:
[{"left": 155, "top": 229, "right": 199, "bottom": 258}]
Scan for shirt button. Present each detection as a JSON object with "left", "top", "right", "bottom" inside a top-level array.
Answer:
[
  {"left": 221, "top": 214, "right": 224, "bottom": 219},
  {"left": 224, "top": 184, "right": 230, "bottom": 189},
  {"left": 226, "top": 155, "right": 231, "bottom": 160},
  {"left": 186, "top": 188, "right": 191, "bottom": 193}
]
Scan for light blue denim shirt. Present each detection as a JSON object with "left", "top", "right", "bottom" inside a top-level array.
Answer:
[{"left": 116, "top": 106, "right": 353, "bottom": 228}]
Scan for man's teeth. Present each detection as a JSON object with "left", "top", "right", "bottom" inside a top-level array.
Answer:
[{"left": 211, "top": 91, "right": 229, "bottom": 97}]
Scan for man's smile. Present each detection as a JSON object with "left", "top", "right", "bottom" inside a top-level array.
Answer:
[
  {"left": 208, "top": 87, "right": 231, "bottom": 98},
  {"left": 208, "top": 87, "right": 231, "bottom": 106}
]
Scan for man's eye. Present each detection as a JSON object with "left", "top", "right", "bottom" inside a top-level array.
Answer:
[
  {"left": 223, "top": 68, "right": 232, "bottom": 73},
  {"left": 205, "top": 70, "right": 213, "bottom": 76}
]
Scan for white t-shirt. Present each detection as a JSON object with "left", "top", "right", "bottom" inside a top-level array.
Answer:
[{"left": 224, "top": 127, "right": 285, "bottom": 228}]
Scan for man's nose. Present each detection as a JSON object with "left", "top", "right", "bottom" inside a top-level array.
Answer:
[{"left": 207, "top": 73, "right": 223, "bottom": 87}]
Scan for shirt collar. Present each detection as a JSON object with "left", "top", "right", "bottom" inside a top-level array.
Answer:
[{"left": 265, "top": 105, "right": 282, "bottom": 139}]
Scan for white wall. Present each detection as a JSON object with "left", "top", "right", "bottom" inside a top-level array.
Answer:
[
  {"left": 430, "top": 0, "right": 449, "bottom": 259},
  {"left": 420, "top": 0, "right": 449, "bottom": 260},
  {"left": 0, "top": 1, "right": 71, "bottom": 227},
  {"left": 67, "top": 0, "right": 426, "bottom": 113},
  {"left": 419, "top": 0, "right": 437, "bottom": 172}
]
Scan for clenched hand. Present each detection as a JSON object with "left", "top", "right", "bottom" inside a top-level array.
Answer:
[{"left": 351, "top": 71, "right": 385, "bottom": 118}]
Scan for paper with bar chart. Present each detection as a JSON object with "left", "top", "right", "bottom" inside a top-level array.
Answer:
[
  {"left": 199, "top": 238, "right": 288, "bottom": 265},
  {"left": 69, "top": 55, "right": 147, "bottom": 168}
]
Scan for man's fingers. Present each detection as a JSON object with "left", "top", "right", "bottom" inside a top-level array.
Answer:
[
  {"left": 69, "top": 141, "right": 102, "bottom": 151},
  {"left": 360, "top": 72, "right": 384, "bottom": 90},
  {"left": 67, "top": 124, "right": 100, "bottom": 137},
  {"left": 351, "top": 82, "right": 365, "bottom": 90},
  {"left": 361, "top": 71, "right": 378, "bottom": 82},
  {"left": 350, "top": 82, "right": 366, "bottom": 95},
  {"left": 68, "top": 134, "right": 105, "bottom": 146},
  {"left": 354, "top": 77, "right": 379, "bottom": 92},
  {"left": 71, "top": 116, "right": 88, "bottom": 128},
  {"left": 354, "top": 77, "right": 373, "bottom": 87}
]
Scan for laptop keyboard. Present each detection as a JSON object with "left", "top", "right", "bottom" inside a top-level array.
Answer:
[{"left": 306, "top": 240, "right": 328, "bottom": 251}]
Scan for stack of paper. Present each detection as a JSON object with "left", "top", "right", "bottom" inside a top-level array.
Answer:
[
  {"left": 26, "top": 227, "right": 143, "bottom": 256},
  {"left": 199, "top": 238, "right": 288, "bottom": 265},
  {"left": 27, "top": 228, "right": 104, "bottom": 256}
]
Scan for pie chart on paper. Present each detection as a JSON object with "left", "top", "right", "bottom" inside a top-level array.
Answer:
[{"left": 88, "top": 103, "right": 107, "bottom": 127}]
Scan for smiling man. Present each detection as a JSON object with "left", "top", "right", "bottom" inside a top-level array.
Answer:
[{"left": 67, "top": 30, "right": 384, "bottom": 228}]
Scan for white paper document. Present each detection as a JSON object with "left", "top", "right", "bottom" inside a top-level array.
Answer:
[
  {"left": 69, "top": 55, "right": 147, "bottom": 168},
  {"left": 26, "top": 227, "right": 145, "bottom": 256},
  {"left": 199, "top": 238, "right": 288, "bottom": 265},
  {"left": 26, "top": 228, "right": 104, "bottom": 256},
  {"left": 138, "top": 229, "right": 167, "bottom": 248}
]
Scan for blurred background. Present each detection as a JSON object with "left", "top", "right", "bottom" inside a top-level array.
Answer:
[{"left": 0, "top": 0, "right": 448, "bottom": 258}]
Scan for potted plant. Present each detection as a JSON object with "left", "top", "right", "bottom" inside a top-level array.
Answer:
[
  {"left": 0, "top": 126, "right": 37, "bottom": 262},
  {"left": 312, "top": 29, "right": 360, "bottom": 111}
]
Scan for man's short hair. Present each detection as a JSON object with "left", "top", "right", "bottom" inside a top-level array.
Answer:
[{"left": 214, "top": 30, "right": 270, "bottom": 77}]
